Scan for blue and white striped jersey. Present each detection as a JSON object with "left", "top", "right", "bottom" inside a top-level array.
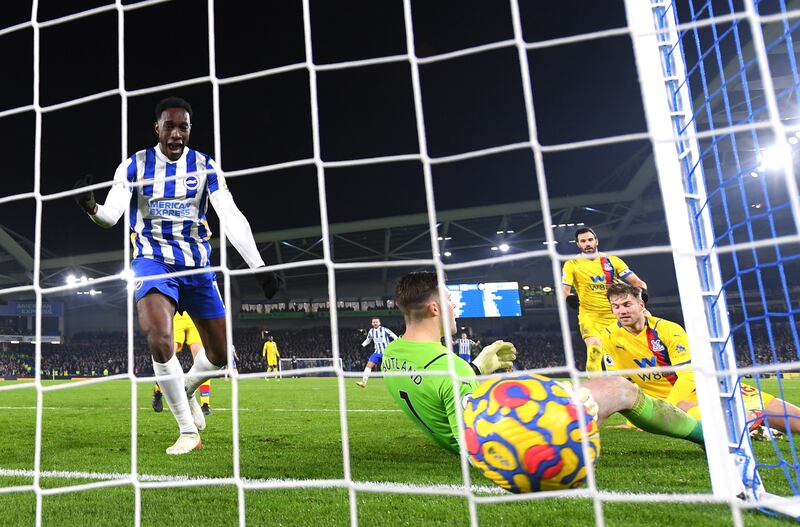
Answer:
[
  {"left": 457, "top": 338, "right": 476, "bottom": 357},
  {"left": 362, "top": 326, "right": 398, "bottom": 354},
  {"left": 123, "top": 146, "right": 220, "bottom": 267}
]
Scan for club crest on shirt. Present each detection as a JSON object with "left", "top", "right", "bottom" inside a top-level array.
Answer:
[
  {"left": 650, "top": 339, "right": 665, "bottom": 352},
  {"left": 184, "top": 175, "right": 199, "bottom": 191},
  {"left": 603, "top": 261, "right": 613, "bottom": 271}
]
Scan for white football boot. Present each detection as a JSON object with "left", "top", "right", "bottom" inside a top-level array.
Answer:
[{"left": 166, "top": 432, "right": 202, "bottom": 455}]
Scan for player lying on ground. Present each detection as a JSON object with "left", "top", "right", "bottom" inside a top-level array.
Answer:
[
  {"left": 382, "top": 271, "right": 704, "bottom": 456},
  {"left": 602, "top": 283, "right": 800, "bottom": 434},
  {"left": 562, "top": 227, "right": 648, "bottom": 373},
  {"left": 153, "top": 311, "right": 212, "bottom": 416},
  {"left": 74, "top": 96, "right": 281, "bottom": 454}
]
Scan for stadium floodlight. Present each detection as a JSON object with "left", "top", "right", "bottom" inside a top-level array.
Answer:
[
  {"left": 79, "top": 275, "right": 88, "bottom": 284},
  {"left": 65, "top": 274, "right": 76, "bottom": 284},
  {"left": 542, "top": 286, "right": 553, "bottom": 293},
  {"left": 443, "top": 251, "right": 452, "bottom": 257},
  {"left": 522, "top": 285, "right": 530, "bottom": 290},
  {"left": 758, "top": 143, "right": 792, "bottom": 171},
  {"left": 490, "top": 246, "right": 498, "bottom": 251},
  {"left": 498, "top": 243, "right": 510, "bottom": 252}
]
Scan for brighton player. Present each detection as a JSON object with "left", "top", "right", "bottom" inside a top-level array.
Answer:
[
  {"left": 455, "top": 332, "right": 479, "bottom": 362},
  {"left": 382, "top": 271, "right": 705, "bottom": 455},
  {"left": 262, "top": 334, "right": 280, "bottom": 379},
  {"left": 356, "top": 318, "right": 398, "bottom": 388},
  {"left": 74, "top": 96, "right": 281, "bottom": 454},
  {"left": 152, "top": 311, "right": 212, "bottom": 416},
  {"left": 562, "top": 227, "right": 648, "bottom": 373},
  {"left": 601, "top": 283, "right": 800, "bottom": 434}
]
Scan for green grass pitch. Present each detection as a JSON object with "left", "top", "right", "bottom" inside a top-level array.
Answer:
[{"left": 0, "top": 377, "right": 798, "bottom": 526}]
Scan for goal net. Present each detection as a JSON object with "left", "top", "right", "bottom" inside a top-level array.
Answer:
[
  {"left": 1, "top": 0, "right": 799, "bottom": 525},
  {"left": 627, "top": 0, "right": 800, "bottom": 517},
  {"left": 278, "top": 357, "right": 344, "bottom": 378}
]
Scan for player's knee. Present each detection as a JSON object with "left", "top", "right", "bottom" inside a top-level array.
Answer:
[{"left": 144, "top": 329, "right": 173, "bottom": 362}]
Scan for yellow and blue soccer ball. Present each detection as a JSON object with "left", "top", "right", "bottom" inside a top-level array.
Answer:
[{"left": 463, "top": 373, "right": 600, "bottom": 493}]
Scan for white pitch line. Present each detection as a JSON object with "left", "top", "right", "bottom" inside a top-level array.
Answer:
[
  {"left": 0, "top": 406, "right": 400, "bottom": 413},
  {"left": 0, "top": 468, "right": 506, "bottom": 496}
]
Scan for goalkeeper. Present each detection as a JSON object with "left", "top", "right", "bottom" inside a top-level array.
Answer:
[{"left": 383, "top": 271, "right": 706, "bottom": 456}]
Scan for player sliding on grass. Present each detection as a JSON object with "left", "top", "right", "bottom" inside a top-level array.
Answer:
[
  {"left": 601, "top": 283, "right": 800, "bottom": 435},
  {"left": 382, "top": 271, "right": 705, "bottom": 455},
  {"left": 74, "top": 96, "right": 281, "bottom": 454}
]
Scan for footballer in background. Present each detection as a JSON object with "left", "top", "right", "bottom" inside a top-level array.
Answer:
[
  {"left": 357, "top": 318, "right": 398, "bottom": 388},
  {"left": 262, "top": 332, "right": 280, "bottom": 379},
  {"left": 601, "top": 283, "right": 800, "bottom": 435},
  {"left": 562, "top": 227, "right": 648, "bottom": 373},
  {"left": 153, "top": 311, "right": 212, "bottom": 416}
]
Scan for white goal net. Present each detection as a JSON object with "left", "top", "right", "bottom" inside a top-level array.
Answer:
[{"left": 1, "top": 0, "right": 799, "bottom": 526}]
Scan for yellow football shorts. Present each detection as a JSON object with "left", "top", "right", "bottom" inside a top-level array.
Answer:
[
  {"left": 578, "top": 311, "right": 617, "bottom": 341},
  {"left": 174, "top": 317, "right": 202, "bottom": 350}
]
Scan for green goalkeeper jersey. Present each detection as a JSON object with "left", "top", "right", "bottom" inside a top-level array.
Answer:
[{"left": 382, "top": 338, "right": 479, "bottom": 454}]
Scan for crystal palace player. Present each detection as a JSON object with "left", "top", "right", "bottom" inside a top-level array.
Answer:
[
  {"left": 562, "top": 227, "right": 648, "bottom": 373},
  {"left": 152, "top": 311, "right": 213, "bottom": 416},
  {"left": 383, "top": 272, "right": 705, "bottom": 455},
  {"left": 601, "top": 283, "right": 800, "bottom": 434},
  {"left": 74, "top": 96, "right": 280, "bottom": 454},
  {"left": 356, "top": 318, "right": 398, "bottom": 388}
]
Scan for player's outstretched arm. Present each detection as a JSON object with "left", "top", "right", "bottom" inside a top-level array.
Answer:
[
  {"left": 209, "top": 189, "right": 282, "bottom": 298},
  {"left": 74, "top": 163, "right": 131, "bottom": 228}
]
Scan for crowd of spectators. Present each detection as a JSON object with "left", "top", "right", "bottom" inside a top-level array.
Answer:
[{"left": 1, "top": 321, "right": 797, "bottom": 378}]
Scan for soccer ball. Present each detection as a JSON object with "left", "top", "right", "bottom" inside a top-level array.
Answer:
[{"left": 463, "top": 373, "right": 600, "bottom": 493}]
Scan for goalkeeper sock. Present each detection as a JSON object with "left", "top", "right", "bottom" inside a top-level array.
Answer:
[
  {"left": 620, "top": 390, "right": 704, "bottom": 445},
  {"left": 585, "top": 345, "right": 603, "bottom": 373},
  {"left": 152, "top": 355, "right": 196, "bottom": 434},
  {"left": 362, "top": 366, "right": 372, "bottom": 384},
  {"left": 185, "top": 348, "right": 225, "bottom": 396},
  {"left": 199, "top": 381, "right": 211, "bottom": 406}
]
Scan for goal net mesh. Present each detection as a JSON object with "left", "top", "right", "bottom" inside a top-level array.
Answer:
[{"left": 1, "top": 0, "right": 799, "bottom": 525}]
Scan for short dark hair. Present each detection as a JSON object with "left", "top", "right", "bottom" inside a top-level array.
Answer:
[
  {"left": 395, "top": 271, "right": 439, "bottom": 321},
  {"left": 155, "top": 96, "right": 193, "bottom": 120},
  {"left": 606, "top": 283, "right": 642, "bottom": 302},
  {"left": 575, "top": 227, "right": 597, "bottom": 242}
]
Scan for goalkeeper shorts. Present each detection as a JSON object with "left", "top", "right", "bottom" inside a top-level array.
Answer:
[{"left": 132, "top": 258, "right": 226, "bottom": 319}]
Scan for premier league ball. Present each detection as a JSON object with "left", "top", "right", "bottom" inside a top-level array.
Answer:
[{"left": 463, "top": 374, "right": 600, "bottom": 493}]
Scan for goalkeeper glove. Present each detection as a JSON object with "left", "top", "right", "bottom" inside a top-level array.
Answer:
[
  {"left": 566, "top": 294, "right": 580, "bottom": 310},
  {"left": 257, "top": 269, "right": 282, "bottom": 299},
  {"left": 73, "top": 174, "right": 97, "bottom": 215},
  {"left": 640, "top": 289, "right": 649, "bottom": 304},
  {"left": 470, "top": 340, "right": 517, "bottom": 375},
  {"left": 556, "top": 380, "right": 599, "bottom": 420}
]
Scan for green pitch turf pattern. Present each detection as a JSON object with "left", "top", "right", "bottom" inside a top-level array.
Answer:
[{"left": 0, "top": 377, "right": 798, "bottom": 526}]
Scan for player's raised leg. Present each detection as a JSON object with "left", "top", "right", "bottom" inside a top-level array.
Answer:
[
  {"left": 138, "top": 293, "right": 200, "bottom": 454},
  {"left": 583, "top": 376, "right": 704, "bottom": 445},
  {"left": 186, "top": 317, "right": 229, "bottom": 399}
]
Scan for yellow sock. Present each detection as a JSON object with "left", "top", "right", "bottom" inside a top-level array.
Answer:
[
  {"left": 199, "top": 381, "right": 211, "bottom": 406},
  {"left": 153, "top": 384, "right": 161, "bottom": 394},
  {"left": 688, "top": 405, "right": 702, "bottom": 420}
]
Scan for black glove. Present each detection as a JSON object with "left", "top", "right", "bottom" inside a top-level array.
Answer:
[
  {"left": 566, "top": 294, "right": 580, "bottom": 310},
  {"left": 73, "top": 174, "right": 97, "bottom": 215},
  {"left": 641, "top": 289, "right": 649, "bottom": 304},
  {"left": 258, "top": 269, "right": 282, "bottom": 299}
]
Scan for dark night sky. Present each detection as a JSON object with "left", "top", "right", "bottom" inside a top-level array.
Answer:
[{"left": 0, "top": 0, "right": 646, "bottom": 260}]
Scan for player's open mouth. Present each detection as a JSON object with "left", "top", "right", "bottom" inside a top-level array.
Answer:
[{"left": 167, "top": 143, "right": 183, "bottom": 152}]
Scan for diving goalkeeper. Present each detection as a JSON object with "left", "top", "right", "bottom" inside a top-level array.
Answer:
[{"left": 383, "top": 271, "right": 705, "bottom": 455}]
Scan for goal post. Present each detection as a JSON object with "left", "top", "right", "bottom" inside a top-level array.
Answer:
[{"left": 626, "top": 0, "right": 800, "bottom": 515}]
